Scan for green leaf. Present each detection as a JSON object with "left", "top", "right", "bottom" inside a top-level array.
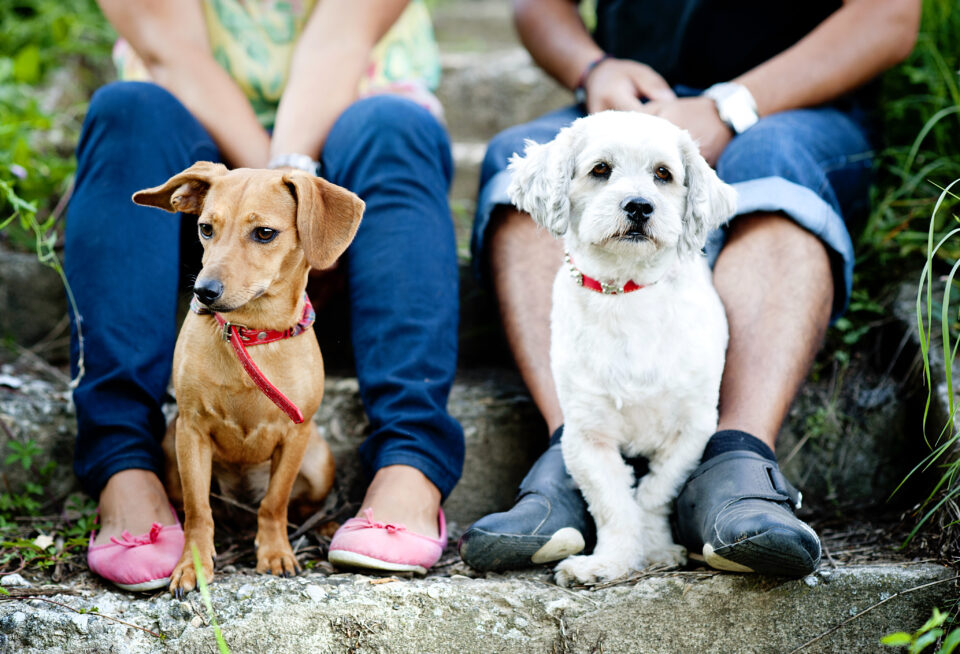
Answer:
[
  {"left": 937, "top": 628, "right": 960, "bottom": 654},
  {"left": 883, "top": 632, "right": 913, "bottom": 646},
  {"left": 913, "top": 630, "right": 945, "bottom": 653},
  {"left": 0, "top": 587, "right": 8, "bottom": 596},
  {"left": 12, "top": 45, "right": 40, "bottom": 84},
  {"left": 918, "top": 608, "right": 947, "bottom": 635}
]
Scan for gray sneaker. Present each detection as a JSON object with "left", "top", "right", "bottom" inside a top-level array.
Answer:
[{"left": 457, "top": 427, "right": 593, "bottom": 571}]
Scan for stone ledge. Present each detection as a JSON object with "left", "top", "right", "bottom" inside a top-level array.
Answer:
[{"left": 0, "top": 564, "right": 954, "bottom": 653}]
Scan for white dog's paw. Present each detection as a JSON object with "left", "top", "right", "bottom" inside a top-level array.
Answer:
[
  {"left": 553, "top": 554, "right": 635, "bottom": 586},
  {"left": 643, "top": 542, "right": 688, "bottom": 568}
]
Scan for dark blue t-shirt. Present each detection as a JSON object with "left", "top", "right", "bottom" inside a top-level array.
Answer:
[{"left": 593, "top": 0, "right": 841, "bottom": 89}]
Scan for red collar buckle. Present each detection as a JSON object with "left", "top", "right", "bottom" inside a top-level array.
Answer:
[{"left": 565, "top": 253, "right": 646, "bottom": 295}]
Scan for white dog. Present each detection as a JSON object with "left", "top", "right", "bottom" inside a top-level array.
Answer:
[{"left": 507, "top": 111, "right": 738, "bottom": 585}]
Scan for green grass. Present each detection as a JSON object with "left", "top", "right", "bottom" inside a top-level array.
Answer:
[
  {"left": 884, "top": 608, "right": 960, "bottom": 653},
  {"left": 859, "top": 0, "right": 960, "bottom": 268}
]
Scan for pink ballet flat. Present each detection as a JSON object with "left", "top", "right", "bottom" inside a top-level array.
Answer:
[
  {"left": 328, "top": 508, "right": 447, "bottom": 574},
  {"left": 87, "top": 505, "right": 185, "bottom": 591}
]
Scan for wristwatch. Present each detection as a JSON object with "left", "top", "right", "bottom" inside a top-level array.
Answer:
[
  {"left": 703, "top": 82, "right": 759, "bottom": 135},
  {"left": 267, "top": 153, "right": 321, "bottom": 176}
]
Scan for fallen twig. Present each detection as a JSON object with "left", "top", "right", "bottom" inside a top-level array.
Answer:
[
  {"left": 536, "top": 579, "right": 600, "bottom": 607},
  {"left": 12, "top": 343, "right": 70, "bottom": 386},
  {"left": 210, "top": 492, "right": 296, "bottom": 529},
  {"left": 0, "top": 413, "right": 17, "bottom": 442},
  {"left": 0, "top": 586, "right": 78, "bottom": 598},
  {"left": 787, "top": 574, "right": 960, "bottom": 653},
  {"left": 288, "top": 500, "right": 355, "bottom": 541}
]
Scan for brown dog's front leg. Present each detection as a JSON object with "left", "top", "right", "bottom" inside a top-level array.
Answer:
[
  {"left": 169, "top": 416, "right": 215, "bottom": 598},
  {"left": 256, "top": 428, "right": 310, "bottom": 577}
]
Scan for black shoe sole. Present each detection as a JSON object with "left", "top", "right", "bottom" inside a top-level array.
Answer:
[
  {"left": 458, "top": 527, "right": 585, "bottom": 572},
  {"left": 705, "top": 527, "right": 819, "bottom": 577}
]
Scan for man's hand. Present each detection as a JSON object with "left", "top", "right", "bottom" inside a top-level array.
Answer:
[
  {"left": 584, "top": 58, "right": 676, "bottom": 114},
  {"left": 641, "top": 97, "right": 733, "bottom": 167}
]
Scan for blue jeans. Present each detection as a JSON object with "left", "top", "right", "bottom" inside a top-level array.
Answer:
[
  {"left": 473, "top": 96, "right": 873, "bottom": 320},
  {"left": 66, "top": 82, "right": 465, "bottom": 500}
]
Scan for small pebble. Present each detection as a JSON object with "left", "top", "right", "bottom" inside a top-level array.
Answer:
[
  {"left": 304, "top": 585, "right": 326, "bottom": 602},
  {"left": 235, "top": 584, "right": 256, "bottom": 601},
  {"left": 803, "top": 575, "right": 818, "bottom": 588},
  {"left": 190, "top": 616, "right": 203, "bottom": 628}
]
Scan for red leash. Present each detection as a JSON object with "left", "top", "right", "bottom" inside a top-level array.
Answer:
[{"left": 194, "top": 295, "right": 316, "bottom": 424}]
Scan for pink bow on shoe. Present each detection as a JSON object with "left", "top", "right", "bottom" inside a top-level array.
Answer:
[
  {"left": 109, "top": 523, "right": 164, "bottom": 547},
  {"left": 87, "top": 506, "right": 185, "bottom": 592},
  {"left": 328, "top": 507, "right": 447, "bottom": 574}
]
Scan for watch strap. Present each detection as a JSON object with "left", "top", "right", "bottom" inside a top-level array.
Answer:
[
  {"left": 575, "top": 54, "right": 611, "bottom": 106},
  {"left": 267, "top": 153, "right": 321, "bottom": 176}
]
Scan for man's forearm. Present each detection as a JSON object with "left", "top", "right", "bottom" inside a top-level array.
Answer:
[
  {"left": 735, "top": 0, "right": 920, "bottom": 116},
  {"left": 269, "top": 0, "right": 408, "bottom": 160},
  {"left": 514, "top": 0, "right": 603, "bottom": 91}
]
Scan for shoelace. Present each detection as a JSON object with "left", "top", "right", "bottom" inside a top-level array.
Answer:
[{"left": 109, "top": 522, "right": 164, "bottom": 548}]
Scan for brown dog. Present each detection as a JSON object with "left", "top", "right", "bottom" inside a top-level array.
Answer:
[{"left": 133, "top": 162, "right": 364, "bottom": 596}]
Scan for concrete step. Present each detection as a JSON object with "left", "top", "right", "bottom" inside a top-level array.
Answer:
[
  {"left": 432, "top": 0, "right": 521, "bottom": 54},
  {"left": 438, "top": 47, "right": 571, "bottom": 144},
  {"left": 0, "top": 564, "right": 954, "bottom": 653}
]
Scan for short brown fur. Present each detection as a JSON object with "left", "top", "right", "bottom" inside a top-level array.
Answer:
[{"left": 133, "top": 162, "right": 364, "bottom": 595}]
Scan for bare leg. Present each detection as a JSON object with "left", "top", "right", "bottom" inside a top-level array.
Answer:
[
  {"left": 713, "top": 213, "right": 833, "bottom": 449},
  {"left": 357, "top": 465, "right": 442, "bottom": 538},
  {"left": 92, "top": 469, "right": 177, "bottom": 547},
  {"left": 488, "top": 207, "right": 565, "bottom": 435}
]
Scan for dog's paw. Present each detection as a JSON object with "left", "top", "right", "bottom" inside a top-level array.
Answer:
[
  {"left": 255, "top": 541, "right": 300, "bottom": 577},
  {"left": 169, "top": 549, "right": 214, "bottom": 599},
  {"left": 643, "top": 542, "right": 687, "bottom": 568},
  {"left": 554, "top": 554, "right": 634, "bottom": 586}
]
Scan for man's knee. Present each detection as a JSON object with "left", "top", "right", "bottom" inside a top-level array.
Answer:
[{"left": 725, "top": 213, "right": 830, "bottom": 261}]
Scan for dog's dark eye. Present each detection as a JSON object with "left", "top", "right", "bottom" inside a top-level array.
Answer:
[
  {"left": 590, "top": 162, "right": 612, "bottom": 179},
  {"left": 252, "top": 227, "right": 278, "bottom": 243},
  {"left": 198, "top": 223, "right": 214, "bottom": 239},
  {"left": 655, "top": 167, "right": 673, "bottom": 183}
]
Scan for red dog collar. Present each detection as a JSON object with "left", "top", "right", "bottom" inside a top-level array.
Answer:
[
  {"left": 191, "top": 294, "right": 316, "bottom": 423},
  {"left": 565, "top": 253, "right": 646, "bottom": 295}
]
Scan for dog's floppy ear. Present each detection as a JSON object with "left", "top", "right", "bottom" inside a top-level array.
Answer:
[
  {"left": 283, "top": 172, "right": 365, "bottom": 270},
  {"left": 132, "top": 161, "right": 228, "bottom": 214},
  {"left": 507, "top": 129, "right": 577, "bottom": 237},
  {"left": 678, "top": 133, "right": 738, "bottom": 256}
]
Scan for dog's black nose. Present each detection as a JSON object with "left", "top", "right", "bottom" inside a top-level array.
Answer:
[
  {"left": 622, "top": 197, "right": 655, "bottom": 224},
  {"left": 194, "top": 279, "right": 224, "bottom": 305}
]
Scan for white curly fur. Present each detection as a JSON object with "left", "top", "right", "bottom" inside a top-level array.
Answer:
[{"left": 508, "top": 111, "right": 738, "bottom": 585}]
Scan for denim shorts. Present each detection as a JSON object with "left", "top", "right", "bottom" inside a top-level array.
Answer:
[{"left": 472, "top": 94, "right": 874, "bottom": 320}]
